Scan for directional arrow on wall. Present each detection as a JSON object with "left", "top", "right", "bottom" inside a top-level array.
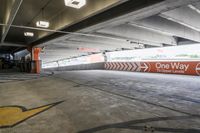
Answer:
[
  {"left": 105, "top": 62, "right": 150, "bottom": 72},
  {"left": 140, "top": 62, "right": 150, "bottom": 72}
]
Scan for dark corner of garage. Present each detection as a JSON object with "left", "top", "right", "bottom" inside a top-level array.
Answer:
[{"left": 0, "top": 0, "right": 200, "bottom": 132}]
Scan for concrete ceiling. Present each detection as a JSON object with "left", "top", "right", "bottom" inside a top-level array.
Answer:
[
  {"left": 0, "top": 0, "right": 127, "bottom": 52},
  {"left": 6, "top": 0, "right": 125, "bottom": 43},
  {"left": 1, "top": 0, "right": 200, "bottom": 62},
  {"left": 41, "top": 0, "right": 200, "bottom": 62}
]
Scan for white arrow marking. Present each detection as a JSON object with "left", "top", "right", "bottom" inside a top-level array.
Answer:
[{"left": 140, "top": 63, "right": 149, "bottom": 72}]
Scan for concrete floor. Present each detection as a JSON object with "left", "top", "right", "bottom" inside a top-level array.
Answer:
[
  {"left": 0, "top": 70, "right": 200, "bottom": 133},
  {"left": 0, "top": 69, "right": 49, "bottom": 83}
]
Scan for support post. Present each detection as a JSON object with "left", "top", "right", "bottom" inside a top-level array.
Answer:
[{"left": 31, "top": 48, "right": 41, "bottom": 74}]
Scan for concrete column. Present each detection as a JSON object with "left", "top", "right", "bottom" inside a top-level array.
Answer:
[{"left": 31, "top": 48, "right": 41, "bottom": 74}]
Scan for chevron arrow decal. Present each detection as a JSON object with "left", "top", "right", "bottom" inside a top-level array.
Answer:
[{"left": 105, "top": 62, "right": 150, "bottom": 72}]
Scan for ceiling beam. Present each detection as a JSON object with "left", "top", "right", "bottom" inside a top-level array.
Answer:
[
  {"left": 1, "top": 0, "right": 23, "bottom": 43},
  {"left": 67, "top": 35, "right": 127, "bottom": 45},
  {"left": 160, "top": 5, "right": 200, "bottom": 32},
  {"left": 66, "top": 36, "right": 133, "bottom": 48},
  {"left": 129, "top": 16, "right": 200, "bottom": 43},
  {"left": 188, "top": 4, "right": 200, "bottom": 14},
  {"left": 97, "top": 24, "right": 177, "bottom": 46},
  {"left": 93, "top": 32, "right": 160, "bottom": 48},
  {"left": 0, "top": 43, "right": 27, "bottom": 47},
  {"left": 61, "top": 40, "right": 125, "bottom": 50}
]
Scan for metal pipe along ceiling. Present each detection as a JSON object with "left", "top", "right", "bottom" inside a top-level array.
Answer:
[{"left": 0, "top": 23, "right": 126, "bottom": 42}]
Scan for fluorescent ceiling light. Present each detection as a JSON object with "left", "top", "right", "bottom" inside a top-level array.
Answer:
[
  {"left": 64, "top": 0, "right": 86, "bottom": 9},
  {"left": 188, "top": 4, "right": 200, "bottom": 14},
  {"left": 24, "top": 32, "right": 34, "bottom": 37},
  {"left": 36, "top": 21, "right": 49, "bottom": 28}
]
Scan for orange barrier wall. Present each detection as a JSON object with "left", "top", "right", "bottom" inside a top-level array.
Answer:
[{"left": 105, "top": 61, "right": 200, "bottom": 76}]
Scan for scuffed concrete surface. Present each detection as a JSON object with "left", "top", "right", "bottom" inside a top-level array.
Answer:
[{"left": 0, "top": 70, "right": 200, "bottom": 133}]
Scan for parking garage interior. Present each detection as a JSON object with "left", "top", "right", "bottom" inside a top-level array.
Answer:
[{"left": 0, "top": 0, "right": 200, "bottom": 133}]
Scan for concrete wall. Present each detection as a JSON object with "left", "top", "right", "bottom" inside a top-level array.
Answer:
[
  {"left": 43, "top": 61, "right": 200, "bottom": 76},
  {"left": 43, "top": 62, "right": 104, "bottom": 72}
]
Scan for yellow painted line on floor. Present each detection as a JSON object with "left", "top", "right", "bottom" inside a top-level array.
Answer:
[{"left": 0, "top": 101, "right": 63, "bottom": 128}]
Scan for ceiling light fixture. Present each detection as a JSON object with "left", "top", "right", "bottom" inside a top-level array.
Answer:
[
  {"left": 36, "top": 21, "right": 49, "bottom": 28},
  {"left": 24, "top": 32, "right": 34, "bottom": 37},
  {"left": 64, "top": 0, "right": 86, "bottom": 9},
  {"left": 36, "top": 8, "right": 49, "bottom": 28}
]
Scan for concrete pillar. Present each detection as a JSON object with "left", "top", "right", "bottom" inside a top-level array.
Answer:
[{"left": 31, "top": 48, "right": 41, "bottom": 74}]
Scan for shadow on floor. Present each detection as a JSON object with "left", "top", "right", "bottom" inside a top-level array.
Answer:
[{"left": 78, "top": 115, "right": 200, "bottom": 133}]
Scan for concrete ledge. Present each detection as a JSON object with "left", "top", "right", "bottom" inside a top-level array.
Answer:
[{"left": 43, "top": 62, "right": 105, "bottom": 72}]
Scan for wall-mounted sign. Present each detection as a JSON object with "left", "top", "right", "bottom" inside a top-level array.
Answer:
[
  {"left": 105, "top": 61, "right": 200, "bottom": 76},
  {"left": 149, "top": 62, "right": 200, "bottom": 76}
]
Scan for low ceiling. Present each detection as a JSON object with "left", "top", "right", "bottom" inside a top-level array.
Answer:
[
  {"left": 6, "top": 0, "right": 126, "bottom": 43},
  {"left": 1, "top": 0, "right": 200, "bottom": 63},
  {"left": 0, "top": 0, "right": 128, "bottom": 52}
]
